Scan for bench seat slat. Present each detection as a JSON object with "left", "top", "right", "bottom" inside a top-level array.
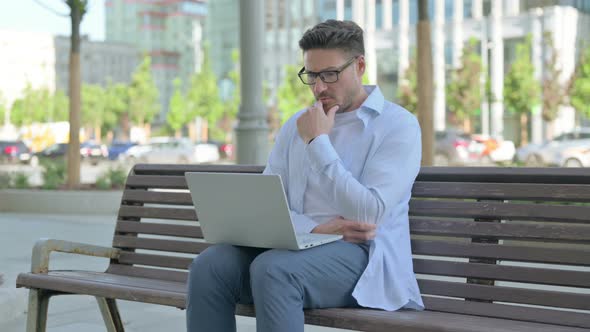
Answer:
[
  {"left": 411, "top": 239, "right": 590, "bottom": 265},
  {"left": 132, "top": 164, "right": 263, "bottom": 176},
  {"left": 125, "top": 175, "right": 187, "bottom": 189},
  {"left": 106, "top": 264, "right": 188, "bottom": 283},
  {"left": 118, "top": 206, "right": 197, "bottom": 221},
  {"left": 417, "top": 279, "right": 590, "bottom": 310},
  {"left": 122, "top": 190, "right": 193, "bottom": 205},
  {"left": 412, "top": 182, "right": 590, "bottom": 202},
  {"left": 118, "top": 252, "right": 193, "bottom": 270},
  {"left": 410, "top": 218, "right": 590, "bottom": 242},
  {"left": 422, "top": 296, "right": 590, "bottom": 329},
  {"left": 113, "top": 235, "right": 210, "bottom": 254},
  {"left": 115, "top": 220, "right": 203, "bottom": 239},
  {"left": 410, "top": 200, "right": 590, "bottom": 223},
  {"left": 413, "top": 259, "right": 590, "bottom": 287}
]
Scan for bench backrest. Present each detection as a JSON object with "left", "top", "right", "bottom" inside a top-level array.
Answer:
[{"left": 108, "top": 164, "right": 590, "bottom": 329}]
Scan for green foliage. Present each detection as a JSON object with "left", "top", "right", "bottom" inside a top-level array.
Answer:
[
  {"left": 41, "top": 159, "right": 66, "bottom": 190},
  {"left": 103, "top": 81, "right": 129, "bottom": 133},
  {"left": 446, "top": 39, "right": 483, "bottom": 126},
  {"left": 222, "top": 49, "right": 241, "bottom": 124},
  {"left": 186, "top": 45, "right": 224, "bottom": 129},
  {"left": 0, "top": 172, "right": 11, "bottom": 189},
  {"left": 542, "top": 32, "right": 567, "bottom": 122},
  {"left": 13, "top": 172, "right": 30, "bottom": 189},
  {"left": 82, "top": 84, "right": 106, "bottom": 129},
  {"left": 397, "top": 58, "right": 418, "bottom": 114},
  {"left": 503, "top": 35, "right": 540, "bottom": 115},
  {"left": 167, "top": 78, "right": 188, "bottom": 132},
  {"left": 128, "top": 55, "right": 160, "bottom": 126},
  {"left": 277, "top": 64, "right": 315, "bottom": 124},
  {"left": 9, "top": 85, "right": 69, "bottom": 126},
  {"left": 95, "top": 167, "right": 127, "bottom": 190},
  {"left": 570, "top": 46, "right": 590, "bottom": 118},
  {"left": 0, "top": 92, "right": 6, "bottom": 125}
]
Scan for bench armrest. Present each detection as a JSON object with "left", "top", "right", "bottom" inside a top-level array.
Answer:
[{"left": 31, "top": 238, "right": 120, "bottom": 273}]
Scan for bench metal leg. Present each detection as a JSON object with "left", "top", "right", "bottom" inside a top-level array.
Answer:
[
  {"left": 96, "top": 297, "right": 125, "bottom": 332},
  {"left": 26, "top": 289, "right": 50, "bottom": 332}
]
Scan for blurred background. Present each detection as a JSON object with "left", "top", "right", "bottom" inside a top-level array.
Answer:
[{"left": 1, "top": 0, "right": 590, "bottom": 190}]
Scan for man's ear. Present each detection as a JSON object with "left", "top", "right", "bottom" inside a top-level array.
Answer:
[{"left": 356, "top": 55, "right": 366, "bottom": 77}]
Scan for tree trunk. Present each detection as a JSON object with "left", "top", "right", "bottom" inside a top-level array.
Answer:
[
  {"left": 94, "top": 125, "right": 102, "bottom": 143},
  {"left": 144, "top": 123, "right": 151, "bottom": 141},
  {"left": 67, "top": 3, "right": 82, "bottom": 189},
  {"left": 120, "top": 112, "right": 130, "bottom": 141},
  {"left": 463, "top": 117, "right": 472, "bottom": 134},
  {"left": 417, "top": 0, "right": 434, "bottom": 166},
  {"left": 520, "top": 113, "right": 528, "bottom": 147}
]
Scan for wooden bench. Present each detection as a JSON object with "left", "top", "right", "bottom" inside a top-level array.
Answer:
[{"left": 17, "top": 164, "right": 590, "bottom": 331}]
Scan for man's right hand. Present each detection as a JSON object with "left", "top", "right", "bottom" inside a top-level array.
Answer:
[{"left": 311, "top": 217, "right": 377, "bottom": 243}]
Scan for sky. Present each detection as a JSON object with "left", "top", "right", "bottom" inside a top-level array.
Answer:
[{"left": 0, "top": 0, "right": 105, "bottom": 41}]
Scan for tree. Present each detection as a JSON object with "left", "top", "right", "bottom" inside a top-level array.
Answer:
[
  {"left": 569, "top": 46, "right": 590, "bottom": 120},
  {"left": 50, "top": 90, "right": 70, "bottom": 122},
  {"left": 417, "top": 0, "right": 434, "bottom": 165},
  {"left": 0, "top": 93, "right": 5, "bottom": 125},
  {"left": 186, "top": 45, "right": 223, "bottom": 140},
  {"left": 65, "top": 0, "right": 88, "bottom": 188},
  {"left": 81, "top": 84, "right": 107, "bottom": 142},
  {"left": 277, "top": 64, "right": 314, "bottom": 125},
  {"left": 446, "top": 39, "right": 483, "bottom": 133},
  {"left": 503, "top": 35, "right": 540, "bottom": 147},
  {"left": 219, "top": 50, "right": 241, "bottom": 142},
  {"left": 103, "top": 81, "right": 129, "bottom": 140},
  {"left": 397, "top": 57, "right": 418, "bottom": 114},
  {"left": 167, "top": 78, "right": 188, "bottom": 137},
  {"left": 541, "top": 32, "right": 568, "bottom": 139},
  {"left": 128, "top": 55, "right": 160, "bottom": 135}
]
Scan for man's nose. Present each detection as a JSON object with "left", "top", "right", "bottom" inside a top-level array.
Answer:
[{"left": 313, "top": 78, "right": 327, "bottom": 95}]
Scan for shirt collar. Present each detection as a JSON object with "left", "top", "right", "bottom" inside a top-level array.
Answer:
[{"left": 355, "top": 85, "right": 384, "bottom": 127}]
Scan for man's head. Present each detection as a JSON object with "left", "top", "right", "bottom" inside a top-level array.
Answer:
[{"left": 298, "top": 20, "right": 367, "bottom": 113}]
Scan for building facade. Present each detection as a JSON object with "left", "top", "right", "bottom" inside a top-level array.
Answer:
[
  {"left": 54, "top": 35, "right": 139, "bottom": 94},
  {"left": 206, "top": 0, "right": 590, "bottom": 144},
  {"left": 105, "top": 0, "right": 207, "bottom": 123}
]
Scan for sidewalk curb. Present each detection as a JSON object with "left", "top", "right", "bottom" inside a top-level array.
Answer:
[
  {"left": 0, "top": 287, "right": 27, "bottom": 323},
  {"left": 0, "top": 189, "right": 122, "bottom": 214}
]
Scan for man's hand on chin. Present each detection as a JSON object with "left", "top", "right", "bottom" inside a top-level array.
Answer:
[{"left": 296, "top": 101, "right": 339, "bottom": 144}]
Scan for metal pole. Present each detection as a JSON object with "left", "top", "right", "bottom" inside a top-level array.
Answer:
[{"left": 236, "top": 0, "right": 269, "bottom": 165}]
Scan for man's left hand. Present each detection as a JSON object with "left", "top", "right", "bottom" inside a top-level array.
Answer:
[{"left": 296, "top": 101, "right": 339, "bottom": 144}]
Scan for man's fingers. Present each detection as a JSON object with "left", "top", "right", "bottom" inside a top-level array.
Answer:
[{"left": 349, "top": 222, "right": 376, "bottom": 232}]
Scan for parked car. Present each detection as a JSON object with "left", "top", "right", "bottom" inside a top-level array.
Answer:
[
  {"left": 34, "top": 142, "right": 108, "bottom": 165},
  {"left": 205, "top": 140, "right": 235, "bottom": 160},
  {"left": 515, "top": 128, "right": 590, "bottom": 166},
  {"left": 122, "top": 137, "right": 220, "bottom": 164},
  {"left": 434, "top": 130, "right": 480, "bottom": 166},
  {"left": 108, "top": 141, "right": 137, "bottom": 161},
  {"left": 0, "top": 140, "right": 34, "bottom": 165},
  {"left": 558, "top": 146, "right": 590, "bottom": 167},
  {"left": 471, "top": 134, "right": 516, "bottom": 164}
]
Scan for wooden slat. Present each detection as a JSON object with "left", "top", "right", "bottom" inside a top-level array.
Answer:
[
  {"left": 422, "top": 296, "right": 590, "bottom": 329},
  {"left": 118, "top": 252, "right": 193, "bottom": 270},
  {"left": 125, "top": 175, "right": 187, "bottom": 189},
  {"left": 412, "top": 182, "right": 590, "bottom": 202},
  {"left": 416, "top": 166, "right": 590, "bottom": 185},
  {"left": 107, "top": 264, "right": 188, "bottom": 283},
  {"left": 417, "top": 279, "right": 590, "bottom": 310},
  {"left": 118, "top": 206, "right": 197, "bottom": 221},
  {"left": 115, "top": 221, "right": 203, "bottom": 239},
  {"left": 411, "top": 239, "right": 590, "bottom": 265},
  {"left": 410, "top": 218, "right": 590, "bottom": 243},
  {"left": 122, "top": 189, "right": 193, "bottom": 205},
  {"left": 113, "top": 235, "right": 210, "bottom": 254},
  {"left": 132, "top": 163, "right": 263, "bottom": 176},
  {"left": 410, "top": 200, "right": 590, "bottom": 223},
  {"left": 413, "top": 259, "right": 590, "bottom": 287}
]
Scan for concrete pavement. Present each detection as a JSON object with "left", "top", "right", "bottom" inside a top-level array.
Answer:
[{"left": 0, "top": 212, "right": 353, "bottom": 332}]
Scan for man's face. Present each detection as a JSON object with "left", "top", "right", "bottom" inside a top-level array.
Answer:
[{"left": 302, "top": 48, "right": 364, "bottom": 113}]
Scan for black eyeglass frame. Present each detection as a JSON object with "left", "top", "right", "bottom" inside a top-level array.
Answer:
[{"left": 297, "top": 56, "right": 358, "bottom": 85}]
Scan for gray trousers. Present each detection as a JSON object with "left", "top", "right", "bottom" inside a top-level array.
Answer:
[{"left": 186, "top": 240, "right": 369, "bottom": 332}]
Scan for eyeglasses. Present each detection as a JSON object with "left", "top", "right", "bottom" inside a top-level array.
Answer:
[{"left": 297, "top": 57, "right": 358, "bottom": 85}]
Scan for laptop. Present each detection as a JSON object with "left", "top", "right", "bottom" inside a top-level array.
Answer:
[{"left": 185, "top": 172, "right": 342, "bottom": 250}]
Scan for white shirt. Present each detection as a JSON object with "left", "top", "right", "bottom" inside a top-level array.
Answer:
[{"left": 263, "top": 85, "right": 424, "bottom": 311}]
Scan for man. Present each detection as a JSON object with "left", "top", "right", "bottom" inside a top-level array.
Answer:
[{"left": 186, "top": 20, "right": 423, "bottom": 332}]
